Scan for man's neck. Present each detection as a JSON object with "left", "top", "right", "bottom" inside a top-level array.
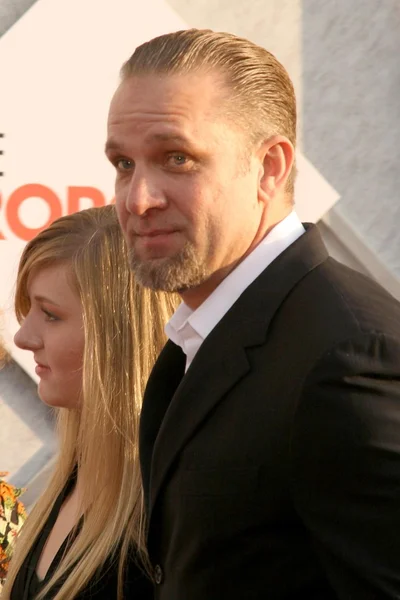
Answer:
[
  {"left": 180, "top": 207, "right": 293, "bottom": 310},
  {"left": 180, "top": 262, "right": 240, "bottom": 310}
]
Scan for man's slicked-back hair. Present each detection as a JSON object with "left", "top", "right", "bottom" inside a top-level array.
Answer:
[{"left": 121, "top": 28, "right": 297, "bottom": 194}]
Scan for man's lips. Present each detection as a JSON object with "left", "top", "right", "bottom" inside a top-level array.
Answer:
[
  {"left": 126, "top": 228, "right": 182, "bottom": 254},
  {"left": 135, "top": 229, "right": 178, "bottom": 238}
]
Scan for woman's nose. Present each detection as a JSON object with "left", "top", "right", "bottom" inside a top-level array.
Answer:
[{"left": 14, "top": 320, "right": 42, "bottom": 351}]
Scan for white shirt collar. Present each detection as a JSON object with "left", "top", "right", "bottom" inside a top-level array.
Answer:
[{"left": 166, "top": 211, "right": 305, "bottom": 370}]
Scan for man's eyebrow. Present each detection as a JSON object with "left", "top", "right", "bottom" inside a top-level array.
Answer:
[
  {"left": 33, "top": 295, "right": 61, "bottom": 307},
  {"left": 104, "top": 139, "right": 121, "bottom": 155},
  {"left": 147, "top": 133, "right": 192, "bottom": 145},
  {"left": 105, "top": 133, "right": 193, "bottom": 155}
]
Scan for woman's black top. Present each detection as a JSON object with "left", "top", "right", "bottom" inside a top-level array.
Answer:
[{"left": 11, "top": 475, "right": 153, "bottom": 599}]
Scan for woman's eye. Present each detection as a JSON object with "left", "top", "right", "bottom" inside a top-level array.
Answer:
[{"left": 42, "top": 309, "right": 59, "bottom": 322}]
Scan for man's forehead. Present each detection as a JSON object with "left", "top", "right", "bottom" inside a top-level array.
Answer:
[
  {"left": 109, "top": 71, "right": 227, "bottom": 117},
  {"left": 107, "top": 78, "right": 228, "bottom": 147}
]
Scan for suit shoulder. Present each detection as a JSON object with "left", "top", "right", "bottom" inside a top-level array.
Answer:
[{"left": 290, "top": 257, "right": 400, "bottom": 338}]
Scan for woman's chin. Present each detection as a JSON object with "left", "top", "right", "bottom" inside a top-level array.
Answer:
[{"left": 37, "top": 384, "right": 78, "bottom": 410}]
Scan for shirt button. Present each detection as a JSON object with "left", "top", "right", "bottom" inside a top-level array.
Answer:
[{"left": 154, "top": 564, "right": 163, "bottom": 585}]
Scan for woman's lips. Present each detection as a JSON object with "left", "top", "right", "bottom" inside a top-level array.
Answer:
[{"left": 35, "top": 363, "right": 50, "bottom": 376}]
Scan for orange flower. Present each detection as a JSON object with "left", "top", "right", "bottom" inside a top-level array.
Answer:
[
  {"left": 0, "top": 545, "right": 9, "bottom": 577},
  {"left": 0, "top": 481, "right": 18, "bottom": 505},
  {"left": 17, "top": 502, "right": 27, "bottom": 518}
]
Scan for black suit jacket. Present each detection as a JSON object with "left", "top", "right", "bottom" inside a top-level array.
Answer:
[{"left": 140, "top": 224, "right": 400, "bottom": 599}]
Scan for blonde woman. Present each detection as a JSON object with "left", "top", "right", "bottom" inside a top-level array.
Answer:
[{"left": 2, "top": 205, "right": 177, "bottom": 599}]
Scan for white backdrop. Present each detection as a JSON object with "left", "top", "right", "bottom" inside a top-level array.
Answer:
[{"left": 0, "top": 0, "right": 340, "bottom": 381}]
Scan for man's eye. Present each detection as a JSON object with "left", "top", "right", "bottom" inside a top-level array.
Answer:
[
  {"left": 166, "top": 154, "right": 193, "bottom": 168},
  {"left": 116, "top": 159, "right": 133, "bottom": 171},
  {"left": 171, "top": 154, "right": 187, "bottom": 164}
]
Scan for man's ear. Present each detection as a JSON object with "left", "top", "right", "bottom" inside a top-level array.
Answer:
[{"left": 257, "top": 135, "right": 295, "bottom": 203}]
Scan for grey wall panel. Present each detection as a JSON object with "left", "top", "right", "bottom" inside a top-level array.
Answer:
[
  {"left": 302, "top": 0, "right": 400, "bottom": 278},
  {"left": 0, "top": 0, "right": 38, "bottom": 37},
  {"left": 0, "top": 360, "right": 56, "bottom": 488}
]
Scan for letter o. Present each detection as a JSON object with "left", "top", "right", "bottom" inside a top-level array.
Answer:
[{"left": 6, "top": 184, "right": 62, "bottom": 241}]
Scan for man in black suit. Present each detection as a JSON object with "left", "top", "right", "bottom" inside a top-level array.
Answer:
[{"left": 106, "top": 28, "right": 400, "bottom": 599}]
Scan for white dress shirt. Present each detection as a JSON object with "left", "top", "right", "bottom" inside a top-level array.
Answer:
[{"left": 165, "top": 211, "right": 305, "bottom": 371}]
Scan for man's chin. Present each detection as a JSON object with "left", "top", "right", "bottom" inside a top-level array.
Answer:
[{"left": 129, "top": 260, "right": 207, "bottom": 293}]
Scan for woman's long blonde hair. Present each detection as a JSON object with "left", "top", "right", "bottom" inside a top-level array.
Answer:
[{"left": 2, "top": 205, "right": 178, "bottom": 599}]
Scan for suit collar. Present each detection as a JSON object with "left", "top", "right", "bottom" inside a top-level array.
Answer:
[{"left": 166, "top": 211, "right": 305, "bottom": 364}]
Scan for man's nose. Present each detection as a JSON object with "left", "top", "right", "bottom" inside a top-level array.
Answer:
[{"left": 125, "top": 172, "right": 167, "bottom": 217}]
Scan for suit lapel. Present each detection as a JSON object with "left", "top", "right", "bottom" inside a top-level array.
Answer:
[
  {"left": 139, "top": 340, "right": 186, "bottom": 510},
  {"left": 145, "top": 224, "right": 329, "bottom": 519},
  {"left": 148, "top": 328, "right": 252, "bottom": 518}
]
